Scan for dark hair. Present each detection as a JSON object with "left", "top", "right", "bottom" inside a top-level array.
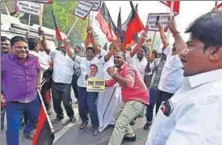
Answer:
[
  {"left": 151, "top": 50, "right": 158, "bottom": 58},
  {"left": 185, "top": 11, "right": 222, "bottom": 50},
  {"left": 115, "top": 49, "right": 126, "bottom": 60},
  {"left": 27, "top": 38, "right": 39, "bottom": 51},
  {"left": 90, "top": 64, "right": 98, "bottom": 69},
  {"left": 75, "top": 45, "right": 81, "bottom": 50},
  {"left": 10, "top": 36, "right": 28, "bottom": 47},
  {"left": 1, "top": 36, "right": 10, "bottom": 42},
  {"left": 141, "top": 45, "right": 148, "bottom": 53},
  {"left": 86, "top": 47, "right": 96, "bottom": 54}
]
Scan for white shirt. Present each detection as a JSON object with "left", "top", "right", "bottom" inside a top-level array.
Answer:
[
  {"left": 75, "top": 51, "right": 106, "bottom": 88},
  {"left": 50, "top": 50, "right": 78, "bottom": 84},
  {"left": 29, "top": 50, "right": 49, "bottom": 80},
  {"left": 130, "top": 56, "right": 148, "bottom": 78},
  {"left": 146, "top": 69, "right": 222, "bottom": 145},
  {"left": 158, "top": 46, "right": 184, "bottom": 94}
]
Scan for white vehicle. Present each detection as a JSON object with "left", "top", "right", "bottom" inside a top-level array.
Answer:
[{"left": 1, "top": 13, "right": 67, "bottom": 50}]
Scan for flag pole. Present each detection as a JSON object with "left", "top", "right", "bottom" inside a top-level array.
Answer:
[
  {"left": 215, "top": 1, "right": 218, "bottom": 8},
  {"left": 37, "top": 90, "right": 54, "bottom": 134},
  {"left": 28, "top": 14, "right": 32, "bottom": 33},
  {"left": 167, "top": 1, "right": 174, "bottom": 44},
  {"left": 66, "top": 18, "right": 79, "bottom": 38},
  {"left": 39, "top": 4, "right": 44, "bottom": 29}
]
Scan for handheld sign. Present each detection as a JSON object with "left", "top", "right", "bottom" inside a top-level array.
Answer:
[
  {"left": 87, "top": 78, "right": 105, "bottom": 92},
  {"left": 15, "top": 0, "right": 41, "bottom": 16},
  {"left": 147, "top": 13, "right": 170, "bottom": 31},
  {"left": 73, "top": 1, "right": 93, "bottom": 20},
  {"left": 86, "top": 1, "right": 102, "bottom": 11}
]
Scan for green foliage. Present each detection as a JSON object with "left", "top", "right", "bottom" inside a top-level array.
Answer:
[{"left": 20, "top": 0, "right": 89, "bottom": 45}]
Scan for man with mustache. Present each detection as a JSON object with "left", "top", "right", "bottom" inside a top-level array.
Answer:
[
  {"left": 1, "top": 36, "right": 41, "bottom": 145},
  {"left": 1, "top": 36, "right": 11, "bottom": 131},
  {"left": 105, "top": 32, "right": 149, "bottom": 145}
]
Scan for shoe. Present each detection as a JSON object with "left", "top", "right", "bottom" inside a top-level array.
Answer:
[
  {"left": 79, "top": 122, "right": 88, "bottom": 129},
  {"left": 70, "top": 117, "right": 77, "bottom": 123},
  {"left": 23, "top": 132, "right": 34, "bottom": 140},
  {"left": 130, "top": 120, "right": 135, "bottom": 125},
  {"left": 92, "top": 129, "right": 98, "bottom": 136},
  {"left": 53, "top": 118, "right": 63, "bottom": 124},
  {"left": 143, "top": 122, "right": 152, "bottom": 130},
  {"left": 123, "top": 135, "right": 136, "bottom": 142}
]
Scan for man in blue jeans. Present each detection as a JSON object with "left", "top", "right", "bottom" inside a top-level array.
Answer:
[{"left": 1, "top": 36, "right": 40, "bottom": 145}]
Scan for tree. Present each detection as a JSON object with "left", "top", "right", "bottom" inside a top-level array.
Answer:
[{"left": 20, "top": 0, "right": 88, "bottom": 45}]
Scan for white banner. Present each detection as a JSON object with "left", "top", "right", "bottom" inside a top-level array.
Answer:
[
  {"left": 15, "top": 1, "right": 41, "bottom": 16},
  {"left": 86, "top": 1, "right": 102, "bottom": 11},
  {"left": 147, "top": 13, "right": 170, "bottom": 31},
  {"left": 73, "top": 1, "right": 93, "bottom": 20}
]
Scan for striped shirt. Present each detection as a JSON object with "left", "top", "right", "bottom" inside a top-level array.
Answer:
[{"left": 106, "top": 63, "right": 149, "bottom": 105}]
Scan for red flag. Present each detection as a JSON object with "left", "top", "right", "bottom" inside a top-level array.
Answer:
[
  {"left": 160, "top": 0, "right": 180, "bottom": 15},
  {"left": 51, "top": 10, "right": 62, "bottom": 41},
  {"left": 96, "top": 2, "right": 117, "bottom": 42},
  {"left": 217, "top": 2, "right": 222, "bottom": 10},
  {"left": 123, "top": 1, "right": 145, "bottom": 50},
  {"left": 32, "top": 91, "right": 54, "bottom": 145}
]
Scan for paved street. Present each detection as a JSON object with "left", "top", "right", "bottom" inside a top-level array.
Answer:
[{"left": 0, "top": 90, "right": 149, "bottom": 145}]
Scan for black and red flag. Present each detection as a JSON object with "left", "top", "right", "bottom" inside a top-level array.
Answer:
[
  {"left": 160, "top": 0, "right": 180, "bottom": 15},
  {"left": 123, "top": 1, "right": 145, "bottom": 50},
  {"left": 32, "top": 90, "right": 54, "bottom": 145},
  {"left": 51, "top": 10, "right": 62, "bottom": 41},
  {"left": 96, "top": 2, "right": 117, "bottom": 42},
  {"left": 115, "top": 7, "right": 125, "bottom": 43}
]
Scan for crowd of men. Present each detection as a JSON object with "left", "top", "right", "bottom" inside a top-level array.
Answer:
[{"left": 1, "top": 9, "right": 222, "bottom": 145}]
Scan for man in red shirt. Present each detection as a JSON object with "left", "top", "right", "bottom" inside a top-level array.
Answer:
[{"left": 106, "top": 50, "right": 149, "bottom": 145}]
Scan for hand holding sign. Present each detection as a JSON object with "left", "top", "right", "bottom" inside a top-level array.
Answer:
[{"left": 167, "top": 17, "right": 179, "bottom": 35}]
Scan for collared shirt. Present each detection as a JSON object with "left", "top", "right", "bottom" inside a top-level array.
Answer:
[
  {"left": 106, "top": 63, "right": 149, "bottom": 105},
  {"left": 158, "top": 46, "right": 184, "bottom": 94},
  {"left": 146, "top": 69, "right": 222, "bottom": 145},
  {"left": 50, "top": 50, "right": 78, "bottom": 84},
  {"left": 1, "top": 53, "right": 40, "bottom": 103},
  {"left": 73, "top": 50, "right": 107, "bottom": 88}
]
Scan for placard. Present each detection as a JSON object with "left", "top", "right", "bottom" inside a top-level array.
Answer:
[
  {"left": 86, "top": 1, "right": 101, "bottom": 11},
  {"left": 147, "top": 13, "right": 170, "bottom": 31},
  {"left": 87, "top": 78, "right": 105, "bottom": 92},
  {"left": 15, "top": 0, "right": 41, "bottom": 16},
  {"left": 73, "top": 1, "right": 93, "bottom": 20}
]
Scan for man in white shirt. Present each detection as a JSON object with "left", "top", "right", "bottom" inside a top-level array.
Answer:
[
  {"left": 146, "top": 10, "right": 222, "bottom": 145},
  {"left": 41, "top": 33, "right": 77, "bottom": 124},
  {"left": 155, "top": 22, "right": 184, "bottom": 113},
  {"left": 129, "top": 45, "right": 148, "bottom": 79}
]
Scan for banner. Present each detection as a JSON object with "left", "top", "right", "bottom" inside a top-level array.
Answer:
[
  {"left": 15, "top": 0, "right": 41, "bottom": 16},
  {"left": 86, "top": 1, "right": 102, "bottom": 11},
  {"left": 73, "top": 1, "right": 93, "bottom": 20},
  {"left": 87, "top": 78, "right": 105, "bottom": 92},
  {"left": 147, "top": 13, "right": 170, "bottom": 31}
]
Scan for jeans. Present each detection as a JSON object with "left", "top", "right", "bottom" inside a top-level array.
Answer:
[
  {"left": 145, "top": 88, "right": 158, "bottom": 122},
  {"left": 5, "top": 97, "right": 40, "bottom": 145},
  {"left": 78, "top": 87, "right": 99, "bottom": 129},
  {"left": 71, "top": 75, "right": 79, "bottom": 100},
  {"left": 156, "top": 89, "right": 174, "bottom": 114}
]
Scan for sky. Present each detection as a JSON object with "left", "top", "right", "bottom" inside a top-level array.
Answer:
[{"left": 90, "top": 1, "right": 220, "bottom": 49}]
